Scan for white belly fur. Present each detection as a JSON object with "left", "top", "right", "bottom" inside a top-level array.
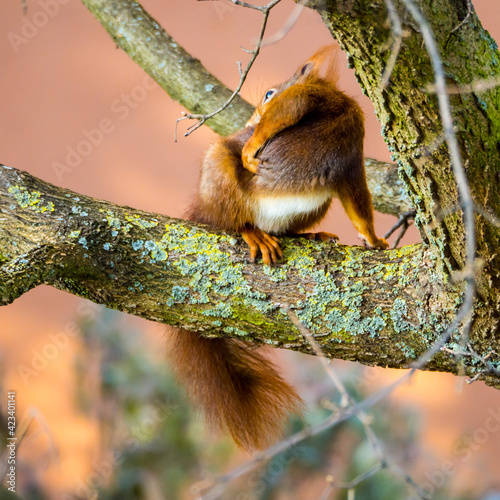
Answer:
[{"left": 253, "top": 192, "right": 332, "bottom": 234}]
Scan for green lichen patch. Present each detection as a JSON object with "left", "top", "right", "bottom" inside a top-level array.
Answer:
[
  {"left": 135, "top": 223, "right": 280, "bottom": 330},
  {"left": 286, "top": 243, "right": 432, "bottom": 352},
  {"left": 281, "top": 238, "right": 320, "bottom": 272},
  {"left": 390, "top": 298, "right": 412, "bottom": 334},
  {"left": 201, "top": 302, "right": 233, "bottom": 318},
  {"left": 125, "top": 213, "right": 159, "bottom": 229},
  {"left": 166, "top": 285, "right": 190, "bottom": 307},
  {"left": 100, "top": 209, "right": 132, "bottom": 235},
  {"left": 68, "top": 230, "right": 81, "bottom": 240},
  {"left": 8, "top": 186, "right": 55, "bottom": 213},
  {"left": 223, "top": 326, "right": 249, "bottom": 337},
  {"left": 262, "top": 264, "right": 288, "bottom": 282}
]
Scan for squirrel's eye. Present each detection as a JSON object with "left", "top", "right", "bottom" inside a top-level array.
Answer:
[{"left": 263, "top": 89, "right": 276, "bottom": 103}]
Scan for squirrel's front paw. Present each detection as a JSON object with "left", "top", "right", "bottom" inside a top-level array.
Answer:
[
  {"left": 241, "top": 227, "right": 283, "bottom": 265},
  {"left": 242, "top": 143, "right": 260, "bottom": 174}
]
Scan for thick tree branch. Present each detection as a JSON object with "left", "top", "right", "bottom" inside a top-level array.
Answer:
[{"left": 5, "top": 164, "right": 499, "bottom": 385}]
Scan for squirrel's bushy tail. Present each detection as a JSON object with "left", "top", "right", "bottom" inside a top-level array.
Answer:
[{"left": 165, "top": 327, "right": 303, "bottom": 451}]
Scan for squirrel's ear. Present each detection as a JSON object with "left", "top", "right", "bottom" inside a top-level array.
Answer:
[
  {"left": 294, "top": 61, "right": 314, "bottom": 82},
  {"left": 300, "top": 61, "right": 314, "bottom": 76},
  {"left": 297, "top": 45, "right": 339, "bottom": 85}
]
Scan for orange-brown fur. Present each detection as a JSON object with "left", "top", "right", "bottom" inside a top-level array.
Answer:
[
  {"left": 166, "top": 329, "right": 302, "bottom": 450},
  {"left": 165, "top": 46, "right": 387, "bottom": 451}
]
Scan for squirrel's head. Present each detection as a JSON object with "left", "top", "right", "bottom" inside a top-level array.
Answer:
[{"left": 246, "top": 45, "right": 339, "bottom": 127}]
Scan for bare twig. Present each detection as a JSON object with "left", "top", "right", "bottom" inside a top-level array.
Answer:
[
  {"left": 320, "top": 462, "right": 384, "bottom": 499},
  {"left": 450, "top": 0, "right": 473, "bottom": 35},
  {"left": 430, "top": 201, "right": 500, "bottom": 237},
  {"left": 474, "top": 202, "right": 500, "bottom": 228},
  {"left": 426, "top": 76, "right": 500, "bottom": 95},
  {"left": 197, "top": 359, "right": 434, "bottom": 500},
  {"left": 197, "top": 370, "right": 412, "bottom": 500},
  {"left": 458, "top": 343, "right": 500, "bottom": 384},
  {"left": 0, "top": 407, "right": 59, "bottom": 482},
  {"left": 384, "top": 210, "right": 416, "bottom": 247},
  {"left": 177, "top": 0, "right": 282, "bottom": 138},
  {"left": 288, "top": 310, "right": 425, "bottom": 498}
]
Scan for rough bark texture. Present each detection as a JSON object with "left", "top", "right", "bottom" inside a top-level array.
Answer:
[
  {"left": 1, "top": 165, "right": 467, "bottom": 379},
  {"left": 299, "top": 0, "right": 500, "bottom": 369}
]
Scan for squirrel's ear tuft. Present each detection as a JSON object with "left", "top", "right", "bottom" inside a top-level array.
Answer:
[{"left": 301, "top": 45, "right": 339, "bottom": 86}]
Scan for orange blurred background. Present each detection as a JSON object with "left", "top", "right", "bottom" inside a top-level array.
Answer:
[{"left": 1, "top": 0, "right": 500, "bottom": 498}]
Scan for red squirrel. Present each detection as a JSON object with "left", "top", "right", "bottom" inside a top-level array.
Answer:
[{"left": 165, "top": 46, "right": 388, "bottom": 451}]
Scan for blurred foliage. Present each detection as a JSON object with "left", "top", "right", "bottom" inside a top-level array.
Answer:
[
  {"left": 0, "top": 358, "right": 49, "bottom": 500},
  {"left": 72, "top": 307, "right": 421, "bottom": 500},
  {"left": 73, "top": 308, "right": 235, "bottom": 499},
  {"left": 1, "top": 306, "right": 494, "bottom": 499}
]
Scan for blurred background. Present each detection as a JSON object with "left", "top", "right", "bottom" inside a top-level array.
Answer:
[{"left": 1, "top": 0, "right": 499, "bottom": 498}]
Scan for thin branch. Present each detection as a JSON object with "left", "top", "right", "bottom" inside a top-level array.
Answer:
[
  {"left": 442, "top": 344, "right": 500, "bottom": 380},
  {"left": 426, "top": 76, "right": 500, "bottom": 95},
  {"left": 321, "top": 462, "right": 384, "bottom": 498},
  {"left": 178, "top": 0, "right": 282, "bottom": 137},
  {"left": 228, "top": 0, "right": 270, "bottom": 12},
  {"left": 450, "top": 0, "right": 473, "bottom": 35},
  {"left": 474, "top": 202, "right": 500, "bottom": 228},
  {"left": 198, "top": 310, "right": 432, "bottom": 500},
  {"left": 80, "top": 0, "right": 254, "bottom": 137},
  {"left": 288, "top": 310, "right": 425, "bottom": 498},
  {"left": 197, "top": 368, "right": 419, "bottom": 500},
  {"left": 384, "top": 210, "right": 416, "bottom": 246}
]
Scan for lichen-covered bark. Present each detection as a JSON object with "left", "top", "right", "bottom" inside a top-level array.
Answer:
[
  {"left": 300, "top": 0, "right": 500, "bottom": 354},
  {"left": 365, "top": 158, "right": 413, "bottom": 215},
  {"left": 2, "top": 164, "right": 478, "bottom": 381}
]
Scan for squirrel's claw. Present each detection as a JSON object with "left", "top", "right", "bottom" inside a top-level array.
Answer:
[{"left": 241, "top": 227, "right": 283, "bottom": 265}]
